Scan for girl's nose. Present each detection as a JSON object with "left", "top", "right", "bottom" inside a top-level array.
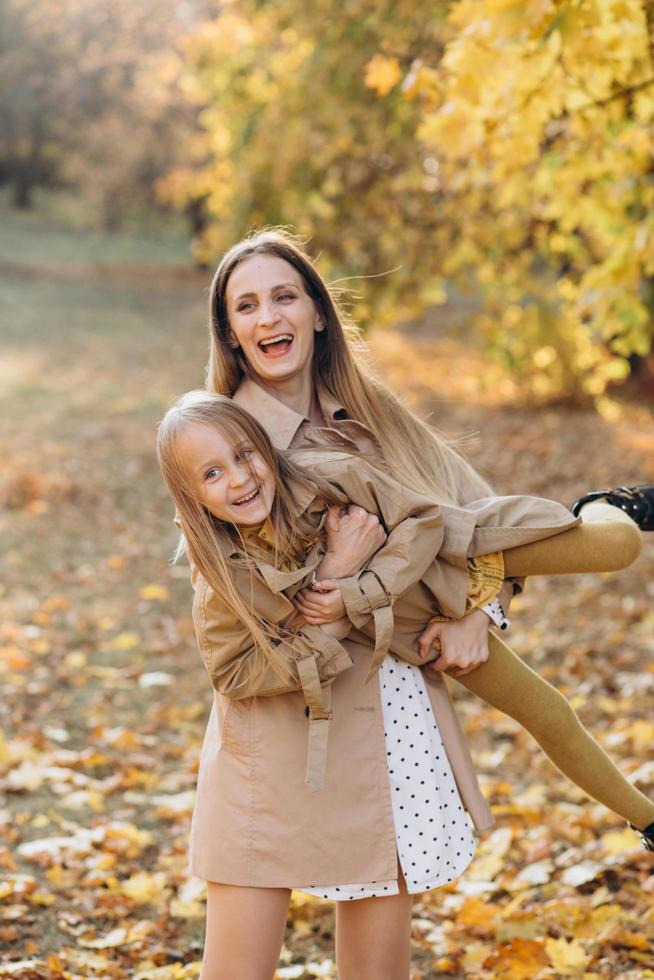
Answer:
[{"left": 229, "top": 462, "right": 250, "bottom": 488}]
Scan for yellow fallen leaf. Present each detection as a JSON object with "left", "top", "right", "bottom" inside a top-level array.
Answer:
[
  {"left": 464, "top": 852, "right": 504, "bottom": 881},
  {"left": 78, "top": 927, "right": 128, "bottom": 948},
  {"left": 496, "top": 913, "right": 543, "bottom": 943},
  {"left": 483, "top": 938, "right": 549, "bottom": 978},
  {"left": 545, "top": 936, "right": 590, "bottom": 976},
  {"left": 121, "top": 871, "right": 168, "bottom": 905},
  {"left": 602, "top": 827, "right": 640, "bottom": 856},
  {"left": 461, "top": 943, "right": 492, "bottom": 973},
  {"left": 110, "top": 632, "right": 140, "bottom": 651},
  {"left": 64, "top": 651, "right": 87, "bottom": 669},
  {"left": 432, "top": 957, "right": 458, "bottom": 973},
  {"left": 608, "top": 928, "right": 651, "bottom": 951},
  {"left": 626, "top": 719, "right": 654, "bottom": 746},
  {"left": 457, "top": 896, "right": 498, "bottom": 933},
  {"left": 139, "top": 584, "right": 169, "bottom": 601},
  {"left": 170, "top": 899, "right": 205, "bottom": 918}
]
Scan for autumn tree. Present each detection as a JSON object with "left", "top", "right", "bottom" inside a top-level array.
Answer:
[
  {"left": 0, "top": 0, "right": 209, "bottom": 228},
  {"left": 172, "top": 0, "right": 654, "bottom": 402},
  {"left": 159, "top": 0, "right": 452, "bottom": 317},
  {"left": 367, "top": 0, "right": 654, "bottom": 402}
]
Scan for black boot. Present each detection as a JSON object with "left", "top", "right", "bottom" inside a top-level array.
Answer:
[
  {"left": 571, "top": 485, "right": 654, "bottom": 531},
  {"left": 629, "top": 821, "right": 654, "bottom": 853}
]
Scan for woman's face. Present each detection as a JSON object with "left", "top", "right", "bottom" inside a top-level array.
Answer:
[
  {"left": 179, "top": 421, "right": 275, "bottom": 527},
  {"left": 225, "top": 254, "right": 324, "bottom": 389}
]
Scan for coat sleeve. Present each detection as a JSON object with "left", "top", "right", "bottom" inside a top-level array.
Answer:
[
  {"left": 314, "top": 455, "right": 445, "bottom": 625},
  {"left": 191, "top": 567, "right": 353, "bottom": 701},
  {"left": 310, "top": 455, "right": 446, "bottom": 680}
]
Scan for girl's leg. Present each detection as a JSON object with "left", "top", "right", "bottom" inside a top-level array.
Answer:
[
  {"left": 201, "top": 882, "right": 291, "bottom": 980},
  {"left": 335, "top": 856, "right": 414, "bottom": 980},
  {"left": 455, "top": 632, "right": 654, "bottom": 831},
  {"left": 502, "top": 501, "right": 642, "bottom": 577}
]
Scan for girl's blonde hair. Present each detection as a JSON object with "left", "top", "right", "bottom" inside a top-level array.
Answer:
[
  {"left": 207, "top": 228, "right": 492, "bottom": 504},
  {"left": 156, "top": 390, "right": 345, "bottom": 686}
]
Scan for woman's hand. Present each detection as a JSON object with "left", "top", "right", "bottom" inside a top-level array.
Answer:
[
  {"left": 316, "top": 504, "right": 387, "bottom": 580},
  {"left": 293, "top": 579, "right": 346, "bottom": 624},
  {"left": 418, "top": 608, "right": 491, "bottom": 678}
]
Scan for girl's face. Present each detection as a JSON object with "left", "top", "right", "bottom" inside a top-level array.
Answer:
[
  {"left": 179, "top": 422, "right": 275, "bottom": 527},
  {"left": 225, "top": 254, "right": 324, "bottom": 388}
]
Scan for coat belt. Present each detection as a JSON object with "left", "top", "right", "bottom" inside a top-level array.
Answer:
[{"left": 296, "top": 652, "right": 333, "bottom": 792}]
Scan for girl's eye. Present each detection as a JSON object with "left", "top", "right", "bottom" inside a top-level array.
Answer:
[
  {"left": 238, "top": 448, "right": 254, "bottom": 460},
  {"left": 205, "top": 467, "right": 222, "bottom": 480}
]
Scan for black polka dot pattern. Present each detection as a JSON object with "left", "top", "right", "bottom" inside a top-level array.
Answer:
[{"left": 295, "top": 654, "right": 476, "bottom": 901}]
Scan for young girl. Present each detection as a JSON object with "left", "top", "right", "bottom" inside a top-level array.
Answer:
[{"left": 158, "top": 391, "right": 654, "bottom": 853}]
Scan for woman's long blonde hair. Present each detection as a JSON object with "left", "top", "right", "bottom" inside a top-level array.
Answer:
[
  {"left": 157, "top": 391, "right": 345, "bottom": 686},
  {"left": 207, "top": 228, "right": 492, "bottom": 504}
]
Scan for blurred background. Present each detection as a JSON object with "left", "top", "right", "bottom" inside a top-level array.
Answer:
[{"left": 2, "top": 2, "right": 654, "bottom": 977}]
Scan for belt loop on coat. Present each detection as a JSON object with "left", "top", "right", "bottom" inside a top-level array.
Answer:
[
  {"left": 358, "top": 571, "right": 394, "bottom": 684},
  {"left": 296, "top": 652, "right": 333, "bottom": 792},
  {"left": 363, "top": 604, "right": 394, "bottom": 684}
]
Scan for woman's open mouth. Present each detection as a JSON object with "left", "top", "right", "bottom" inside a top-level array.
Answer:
[
  {"left": 232, "top": 486, "right": 261, "bottom": 506},
  {"left": 257, "top": 334, "right": 294, "bottom": 358}
]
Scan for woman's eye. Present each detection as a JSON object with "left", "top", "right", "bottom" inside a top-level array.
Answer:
[
  {"left": 236, "top": 301, "right": 254, "bottom": 312},
  {"left": 277, "top": 293, "right": 295, "bottom": 302}
]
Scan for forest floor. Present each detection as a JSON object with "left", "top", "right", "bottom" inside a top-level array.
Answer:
[{"left": 1, "top": 211, "right": 654, "bottom": 978}]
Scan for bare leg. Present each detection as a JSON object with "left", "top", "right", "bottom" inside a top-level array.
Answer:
[
  {"left": 201, "top": 882, "right": 291, "bottom": 980},
  {"left": 503, "top": 501, "right": 642, "bottom": 577},
  {"left": 335, "top": 856, "right": 414, "bottom": 980}
]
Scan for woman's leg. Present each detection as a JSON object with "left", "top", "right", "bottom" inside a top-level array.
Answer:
[
  {"left": 456, "top": 632, "right": 654, "bottom": 831},
  {"left": 335, "top": 856, "right": 414, "bottom": 980},
  {"left": 201, "top": 882, "right": 291, "bottom": 980},
  {"left": 502, "top": 501, "right": 642, "bottom": 577}
]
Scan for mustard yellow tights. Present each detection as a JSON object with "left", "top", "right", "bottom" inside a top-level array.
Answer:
[{"left": 455, "top": 502, "right": 654, "bottom": 830}]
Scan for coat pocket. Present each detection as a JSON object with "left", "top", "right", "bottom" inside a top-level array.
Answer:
[{"left": 221, "top": 698, "right": 253, "bottom": 757}]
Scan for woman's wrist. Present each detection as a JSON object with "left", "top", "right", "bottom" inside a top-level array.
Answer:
[{"left": 315, "top": 552, "right": 359, "bottom": 580}]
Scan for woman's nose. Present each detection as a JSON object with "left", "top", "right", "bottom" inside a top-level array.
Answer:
[{"left": 257, "top": 301, "right": 280, "bottom": 327}]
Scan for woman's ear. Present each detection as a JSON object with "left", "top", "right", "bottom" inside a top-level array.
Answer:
[
  {"left": 227, "top": 330, "right": 240, "bottom": 349},
  {"left": 315, "top": 315, "right": 326, "bottom": 333}
]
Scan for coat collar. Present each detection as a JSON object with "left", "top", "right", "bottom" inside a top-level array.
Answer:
[{"left": 232, "top": 376, "right": 347, "bottom": 451}]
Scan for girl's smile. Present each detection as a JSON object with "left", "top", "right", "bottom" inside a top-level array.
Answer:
[{"left": 179, "top": 421, "right": 275, "bottom": 526}]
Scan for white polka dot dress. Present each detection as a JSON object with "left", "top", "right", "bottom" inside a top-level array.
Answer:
[{"left": 295, "top": 653, "right": 477, "bottom": 900}]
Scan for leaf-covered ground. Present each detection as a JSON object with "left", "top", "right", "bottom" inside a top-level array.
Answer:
[{"left": 1, "top": 217, "right": 653, "bottom": 978}]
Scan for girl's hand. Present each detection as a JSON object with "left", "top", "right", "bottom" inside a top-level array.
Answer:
[
  {"left": 293, "top": 579, "right": 346, "bottom": 624},
  {"left": 317, "top": 504, "right": 387, "bottom": 579},
  {"left": 419, "top": 608, "right": 490, "bottom": 678},
  {"left": 319, "top": 616, "right": 352, "bottom": 641}
]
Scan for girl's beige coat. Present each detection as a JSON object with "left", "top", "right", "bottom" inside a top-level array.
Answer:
[{"left": 187, "top": 379, "right": 579, "bottom": 887}]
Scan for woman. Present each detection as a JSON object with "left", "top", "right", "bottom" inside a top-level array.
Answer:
[{"left": 189, "top": 228, "right": 652, "bottom": 978}]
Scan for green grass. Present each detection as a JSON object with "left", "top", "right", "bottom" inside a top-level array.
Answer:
[{"left": 0, "top": 196, "right": 194, "bottom": 269}]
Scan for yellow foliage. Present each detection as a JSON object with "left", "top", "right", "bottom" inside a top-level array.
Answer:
[
  {"left": 364, "top": 54, "right": 402, "bottom": 96},
  {"left": 168, "top": 0, "right": 654, "bottom": 399}
]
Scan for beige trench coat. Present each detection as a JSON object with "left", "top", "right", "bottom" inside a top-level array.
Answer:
[{"left": 187, "top": 379, "right": 579, "bottom": 887}]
